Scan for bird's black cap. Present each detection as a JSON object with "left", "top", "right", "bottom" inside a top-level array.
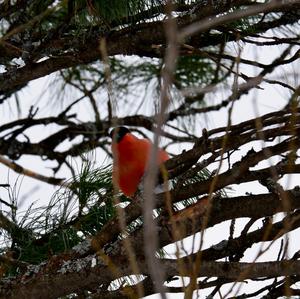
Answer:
[{"left": 109, "top": 126, "right": 130, "bottom": 143}]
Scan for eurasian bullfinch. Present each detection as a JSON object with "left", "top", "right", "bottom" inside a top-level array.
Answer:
[{"left": 110, "top": 126, "right": 169, "bottom": 197}]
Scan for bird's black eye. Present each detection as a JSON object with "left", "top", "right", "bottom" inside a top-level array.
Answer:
[{"left": 109, "top": 126, "right": 130, "bottom": 143}]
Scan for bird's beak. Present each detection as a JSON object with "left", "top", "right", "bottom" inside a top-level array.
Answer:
[{"left": 109, "top": 129, "right": 114, "bottom": 139}]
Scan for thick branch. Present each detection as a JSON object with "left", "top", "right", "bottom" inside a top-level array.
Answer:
[{"left": 162, "top": 259, "right": 300, "bottom": 281}]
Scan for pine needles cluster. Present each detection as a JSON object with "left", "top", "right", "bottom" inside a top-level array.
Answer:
[{"left": 0, "top": 160, "right": 118, "bottom": 275}]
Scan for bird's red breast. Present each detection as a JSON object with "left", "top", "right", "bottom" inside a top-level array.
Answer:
[{"left": 112, "top": 132, "right": 169, "bottom": 197}]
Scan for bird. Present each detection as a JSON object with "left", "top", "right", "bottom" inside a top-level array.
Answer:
[{"left": 110, "top": 126, "right": 169, "bottom": 197}]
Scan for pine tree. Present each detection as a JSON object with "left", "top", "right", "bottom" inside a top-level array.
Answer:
[{"left": 0, "top": 0, "right": 300, "bottom": 298}]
